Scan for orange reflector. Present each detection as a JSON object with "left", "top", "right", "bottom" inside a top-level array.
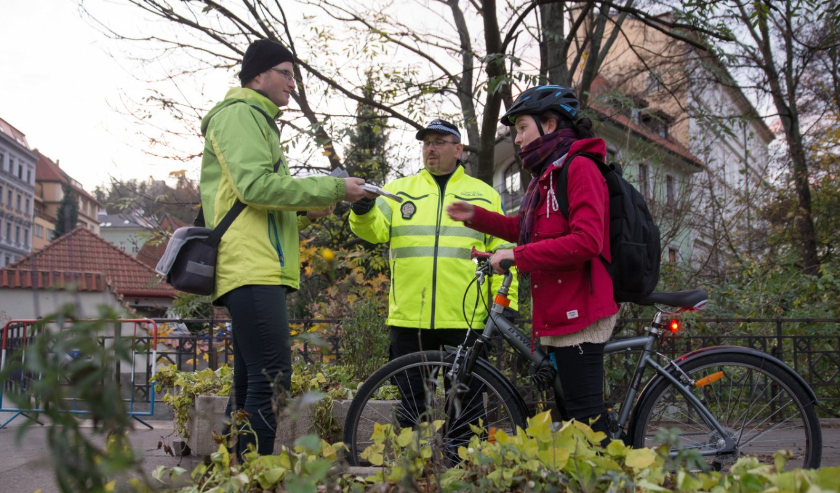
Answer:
[
  {"left": 494, "top": 295, "right": 510, "bottom": 307},
  {"left": 488, "top": 427, "right": 497, "bottom": 444},
  {"left": 695, "top": 371, "right": 725, "bottom": 388}
]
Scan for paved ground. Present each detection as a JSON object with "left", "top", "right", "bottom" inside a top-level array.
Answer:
[{"left": 1, "top": 413, "right": 838, "bottom": 493}]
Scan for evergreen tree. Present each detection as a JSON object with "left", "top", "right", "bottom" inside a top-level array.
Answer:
[
  {"left": 343, "top": 75, "right": 391, "bottom": 186},
  {"left": 54, "top": 184, "right": 79, "bottom": 238}
]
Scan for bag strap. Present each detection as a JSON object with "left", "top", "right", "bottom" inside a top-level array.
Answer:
[
  {"left": 204, "top": 200, "right": 246, "bottom": 247},
  {"left": 193, "top": 102, "right": 284, "bottom": 235}
]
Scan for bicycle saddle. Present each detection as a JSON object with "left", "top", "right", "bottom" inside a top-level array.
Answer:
[{"left": 635, "top": 289, "right": 708, "bottom": 310}]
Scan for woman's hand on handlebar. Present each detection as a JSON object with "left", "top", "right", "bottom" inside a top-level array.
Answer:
[
  {"left": 489, "top": 249, "right": 516, "bottom": 274},
  {"left": 447, "top": 201, "right": 475, "bottom": 222}
]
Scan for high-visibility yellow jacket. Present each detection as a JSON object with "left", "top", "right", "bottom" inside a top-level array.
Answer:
[
  {"left": 200, "top": 88, "right": 346, "bottom": 301},
  {"left": 350, "top": 165, "right": 518, "bottom": 329}
]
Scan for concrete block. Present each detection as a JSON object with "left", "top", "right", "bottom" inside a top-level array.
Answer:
[
  {"left": 185, "top": 395, "right": 228, "bottom": 456},
  {"left": 179, "top": 396, "right": 402, "bottom": 457}
]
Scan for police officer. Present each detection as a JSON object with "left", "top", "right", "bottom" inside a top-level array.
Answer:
[{"left": 349, "top": 120, "right": 517, "bottom": 445}]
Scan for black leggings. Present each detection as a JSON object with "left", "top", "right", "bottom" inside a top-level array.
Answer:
[
  {"left": 220, "top": 285, "right": 292, "bottom": 457},
  {"left": 552, "top": 342, "right": 609, "bottom": 434}
]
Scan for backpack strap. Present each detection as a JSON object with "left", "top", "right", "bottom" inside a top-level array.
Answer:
[
  {"left": 555, "top": 152, "right": 614, "bottom": 283},
  {"left": 556, "top": 152, "right": 608, "bottom": 220}
]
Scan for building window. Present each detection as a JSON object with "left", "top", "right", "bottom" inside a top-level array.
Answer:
[
  {"left": 638, "top": 164, "right": 650, "bottom": 199},
  {"left": 5, "top": 223, "right": 10, "bottom": 241},
  {"left": 27, "top": 169, "right": 31, "bottom": 184},
  {"left": 8, "top": 157, "right": 14, "bottom": 174},
  {"left": 647, "top": 73, "right": 662, "bottom": 94},
  {"left": 668, "top": 247, "right": 678, "bottom": 264},
  {"left": 0, "top": 151, "right": 4, "bottom": 170},
  {"left": 4, "top": 255, "right": 10, "bottom": 266},
  {"left": 120, "top": 241, "right": 126, "bottom": 250},
  {"left": 666, "top": 175, "right": 676, "bottom": 206},
  {"left": 15, "top": 226, "right": 21, "bottom": 244},
  {"left": 23, "top": 228, "right": 29, "bottom": 247},
  {"left": 504, "top": 163, "right": 521, "bottom": 194},
  {"left": 7, "top": 189, "right": 11, "bottom": 207},
  {"left": 35, "top": 224, "right": 44, "bottom": 238},
  {"left": 16, "top": 193, "right": 21, "bottom": 212},
  {"left": 17, "top": 164, "right": 22, "bottom": 179},
  {"left": 640, "top": 112, "right": 668, "bottom": 139},
  {"left": 25, "top": 197, "right": 30, "bottom": 214},
  {"left": 47, "top": 228, "right": 54, "bottom": 240}
]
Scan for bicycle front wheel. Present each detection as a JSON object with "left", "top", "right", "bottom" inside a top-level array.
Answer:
[
  {"left": 631, "top": 351, "right": 821, "bottom": 470},
  {"left": 343, "top": 350, "right": 530, "bottom": 466}
]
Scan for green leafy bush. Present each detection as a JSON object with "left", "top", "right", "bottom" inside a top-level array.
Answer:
[{"left": 339, "top": 293, "right": 389, "bottom": 381}]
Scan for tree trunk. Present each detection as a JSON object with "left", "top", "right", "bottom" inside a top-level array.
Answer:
[
  {"left": 476, "top": 0, "right": 505, "bottom": 186},
  {"left": 754, "top": 1, "right": 820, "bottom": 274}
]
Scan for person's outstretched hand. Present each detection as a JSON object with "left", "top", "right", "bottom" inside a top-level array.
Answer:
[
  {"left": 307, "top": 203, "right": 336, "bottom": 220},
  {"left": 447, "top": 201, "right": 475, "bottom": 222},
  {"left": 344, "top": 177, "right": 377, "bottom": 202}
]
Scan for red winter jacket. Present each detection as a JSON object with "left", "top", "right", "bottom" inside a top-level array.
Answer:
[{"left": 466, "top": 138, "right": 619, "bottom": 339}]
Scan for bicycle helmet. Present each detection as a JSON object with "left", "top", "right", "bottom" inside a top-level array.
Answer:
[{"left": 500, "top": 85, "right": 579, "bottom": 126}]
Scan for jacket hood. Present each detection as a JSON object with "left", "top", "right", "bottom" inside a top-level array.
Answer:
[
  {"left": 542, "top": 137, "right": 607, "bottom": 179},
  {"left": 201, "top": 87, "right": 280, "bottom": 136}
]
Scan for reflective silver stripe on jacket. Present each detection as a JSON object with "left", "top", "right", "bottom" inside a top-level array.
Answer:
[
  {"left": 391, "top": 225, "right": 483, "bottom": 241},
  {"left": 389, "top": 246, "right": 473, "bottom": 260}
]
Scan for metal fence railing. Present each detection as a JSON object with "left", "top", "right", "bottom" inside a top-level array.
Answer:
[
  {"left": 3, "top": 317, "right": 838, "bottom": 420},
  {"left": 1, "top": 318, "right": 159, "bottom": 430}
]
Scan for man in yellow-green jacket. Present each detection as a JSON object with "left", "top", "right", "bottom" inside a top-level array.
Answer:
[
  {"left": 200, "top": 39, "right": 374, "bottom": 458},
  {"left": 349, "top": 120, "right": 517, "bottom": 446}
]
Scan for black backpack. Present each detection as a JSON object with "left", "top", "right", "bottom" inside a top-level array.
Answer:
[{"left": 556, "top": 152, "right": 661, "bottom": 303}]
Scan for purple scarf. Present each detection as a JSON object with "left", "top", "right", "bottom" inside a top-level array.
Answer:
[{"left": 518, "top": 129, "right": 578, "bottom": 245}]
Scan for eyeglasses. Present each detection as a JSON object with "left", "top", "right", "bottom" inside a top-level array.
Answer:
[
  {"left": 421, "top": 139, "right": 458, "bottom": 149},
  {"left": 270, "top": 68, "right": 295, "bottom": 81}
]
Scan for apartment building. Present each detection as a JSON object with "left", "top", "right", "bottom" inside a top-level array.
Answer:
[{"left": 0, "top": 117, "right": 36, "bottom": 267}]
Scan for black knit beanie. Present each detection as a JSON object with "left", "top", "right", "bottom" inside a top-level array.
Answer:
[{"left": 239, "top": 39, "right": 295, "bottom": 84}]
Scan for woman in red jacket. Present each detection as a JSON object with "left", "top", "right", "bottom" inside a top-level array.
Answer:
[{"left": 447, "top": 85, "right": 619, "bottom": 436}]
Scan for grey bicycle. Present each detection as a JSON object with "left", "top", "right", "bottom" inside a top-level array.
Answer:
[{"left": 343, "top": 249, "right": 822, "bottom": 470}]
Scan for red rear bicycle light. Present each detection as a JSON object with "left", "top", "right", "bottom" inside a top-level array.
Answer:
[{"left": 670, "top": 320, "right": 680, "bottom": 333}]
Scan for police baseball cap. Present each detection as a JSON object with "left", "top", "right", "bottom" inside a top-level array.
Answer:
[{"left": 415, "top": 119, "right": 461, "bottom": 141}]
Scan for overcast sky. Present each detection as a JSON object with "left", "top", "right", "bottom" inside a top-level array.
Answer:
[{"left": 0, "top": 0, "right": 222, "bottom": 192}]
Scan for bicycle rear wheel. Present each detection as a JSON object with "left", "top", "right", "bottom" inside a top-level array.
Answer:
[
  {"left": 631, "top": 351, "right": 821, "bottom": 470},
  {"left": 343, "top": 350, "right": 530, "bottom": 466}
]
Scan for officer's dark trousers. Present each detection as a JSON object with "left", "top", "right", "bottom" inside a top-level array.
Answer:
[
  {"left": 389, "top": 327, "right": 486, "bottom": 449},
  {"left": 220, "top": 285, "right": 292, "bottom": 458}
]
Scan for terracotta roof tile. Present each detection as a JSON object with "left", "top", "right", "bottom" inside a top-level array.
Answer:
[
  {"left": 0, "top": 227, "right": 175, "bottom": 298},
  {"left": 587, "top": 75, "right": 703, "bottom": 168},
  {"left": 34, "top": 151, "right": 102, "bottom": 205},
  {"left": 0, "top": 269, "right": 106, "bottom": 292}
]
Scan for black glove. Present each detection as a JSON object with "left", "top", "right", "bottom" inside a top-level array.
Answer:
[
  {"left": 351, "top": 196, "right": 375, "bottom": 215},
  {"left": 502, "top": 307, "right": 519, "bottom": 324}
]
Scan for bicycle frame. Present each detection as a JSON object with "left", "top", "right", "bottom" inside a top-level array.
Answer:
[{"left": 468, "top": 266, "right": 738, "bottom": 457}]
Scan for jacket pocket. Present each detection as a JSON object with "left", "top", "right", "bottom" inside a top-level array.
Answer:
[
  {"left": 267, "top": 212, "right": 285, "bottom": 266},
  {"left": 533, "top": 208, "right": 569, "bottom": 239}
]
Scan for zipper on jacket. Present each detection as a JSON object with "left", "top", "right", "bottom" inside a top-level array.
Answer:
[
  {"left": 267, "top": 212, "right": 285, "bottom": 266},
  {"left": 429, "top": 182, "right": 445, "bottom": 330},
  {"left": 390, "top": 260, "right": 397, "bottom": 305}
]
